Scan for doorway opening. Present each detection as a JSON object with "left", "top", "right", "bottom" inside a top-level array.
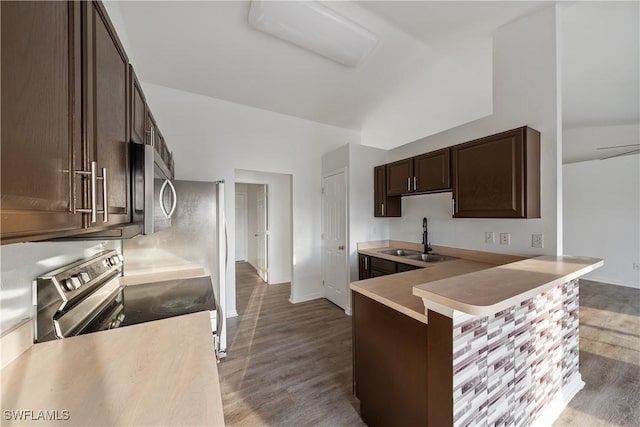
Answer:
[
  {"left": 234, "top": 183, "right": 269, "bottom": 283},
  {"left": 234, "top": 169, "right": 293, "bottom": 292}
]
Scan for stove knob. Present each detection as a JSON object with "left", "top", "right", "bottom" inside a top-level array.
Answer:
[
  {"left": 117, "top": 254, "right": 124, "bottom": 263},
  {"left": 62, "top": 279, "right": 76, "bottom": 292},
  {"left": 69, "top": 276, "right": 82, "bottom": 289},
  {"left": 79, "top": 272, "right": 91, "bottom": 283},
  {"left": 103, "top": 258, "right": 111, "bottom": 267}
]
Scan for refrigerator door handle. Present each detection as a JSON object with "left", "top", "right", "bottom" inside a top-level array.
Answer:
[{"left": 224, "top": 218, "right": 229, "bottom": 270}]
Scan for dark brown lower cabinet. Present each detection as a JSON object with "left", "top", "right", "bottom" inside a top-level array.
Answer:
[
  {"left": 353, "top": 292, "right": 428, "bottom": 426},
  {"left": 358, "top": 254, "right": 421, "bottom": 280},
  {"left": 353, "top": 292, "right": 454, "bottom": 427}
]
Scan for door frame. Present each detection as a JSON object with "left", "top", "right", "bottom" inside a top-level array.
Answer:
[
  {"left": 234, "top": 191, "right": 248, "bottom": 262},
  {"left": 255, "top": 184, "right": 269, "bottom": 283},
  {"left": 321, "top": 167, "right": 350, "bottom": 315}
]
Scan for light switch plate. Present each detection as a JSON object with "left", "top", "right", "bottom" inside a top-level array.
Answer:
[
  {"left": 485, "top": 232, "right": 495, "bottom": 244},
  {"left": 499, "top": 232, "right": 510, "bottom": 245}
]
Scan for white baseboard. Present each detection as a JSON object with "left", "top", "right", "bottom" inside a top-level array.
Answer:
[
  {"left": 582, "top": 274, "right": 640, "bottom": 289},
  {"left": 225, "top": 309, "right": 238, "bottom": 318},
  {"left": 289, "top": 291, "right": 323, "bottom": 304}
]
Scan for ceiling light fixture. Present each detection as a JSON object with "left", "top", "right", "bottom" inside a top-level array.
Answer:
[{"left": 248, "top": 0, "right": 377, "bottom": 68}]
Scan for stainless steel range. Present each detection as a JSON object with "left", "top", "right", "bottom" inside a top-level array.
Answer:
[{"left": 33, "top": 250, "right": 221, "bottom": 352}]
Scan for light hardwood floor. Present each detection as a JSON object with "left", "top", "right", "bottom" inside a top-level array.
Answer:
[
  {"left": 218, "top": 262, "right": 364, "bottom": 426},
  {"left": 219, "top": 263, "right": 639, "bottom": 426},
  {"left": 554, "top": 279, "right": 640, "bottom": 426}
]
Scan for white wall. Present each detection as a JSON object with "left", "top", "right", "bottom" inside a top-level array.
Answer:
[
  {"left": 347, "top": 144, "right": 391, "bottom": 280},
  {"left": 235, "top": 171, "right": 292, "bottom": 286},
  {"left": 563, "top": 124, "right": 640, "bottom": 164},
  {"left": 563, "top": 156, "right": 640, "bottom": 288},
  {"left": 0, "top": 241, "right": 121, "bottom": 333},
  {"left": 360, "top": 36, "right": 494, "bottom": 150},
  {"left": 381, "top": 6, "right": 562, "bottom": 257},
  {"left": 142, "top": 83, "right": 359, "bottom": 315}
]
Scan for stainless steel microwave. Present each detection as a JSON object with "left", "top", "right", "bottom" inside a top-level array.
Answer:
[{"left": 130, "top": 143, "right": 176, "bottom": 234}]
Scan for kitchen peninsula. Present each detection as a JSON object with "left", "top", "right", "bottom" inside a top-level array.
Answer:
[{"left": 351, "top": 241, "right": 602, "bottom": 427}]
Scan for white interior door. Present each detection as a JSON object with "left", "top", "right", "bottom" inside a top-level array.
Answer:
[
  {"left": 255, "top": 185, "right": 268, "bottom": 283},
  {"left": 322, "top": 170, "right": 347, "bottom": 310},
  {"left": 235, "top": 192, "right": 247, "bottom": 261}
]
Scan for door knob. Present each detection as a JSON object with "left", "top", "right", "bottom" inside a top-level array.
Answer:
[{"left": 338, "top": 245, "right": 345, "bottom": 250}]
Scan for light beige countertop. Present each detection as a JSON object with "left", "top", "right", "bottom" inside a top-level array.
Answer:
[
  {"left": 413, "top": 255, "right": 603, "bottom": 316},
  {"left": 0, "top": 311, "right": 224, "bottom": 426},
  {"left": 352, "top": 241, "right": 602, "bottom": 321},
  {"left": 119, "top": 264, "right": 207, "bottom": 286}
]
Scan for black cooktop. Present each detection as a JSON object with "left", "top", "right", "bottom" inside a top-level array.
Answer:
[{"left": 121, "top": 276, "right": 217, "bottom": 326}]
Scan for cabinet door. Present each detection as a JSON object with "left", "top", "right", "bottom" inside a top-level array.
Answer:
[
  {"left": 129, "top": 66, "right": 147, "bottom": 145},
  {"left": 374, "top": 165, "right": 401, "bottom": 218},
  {"left": 452, "top": 127, "right": 539, "bottom": 218},
  {"left": 370, "top": 257, "right": 396, "bottom": 275},
  {"left": 83, "top": 0, "right": 130, "bottom": 227},
  {"left": 1, "top": 1, "right": 83, "bottom": 243},
  {"left": 358, "top": 254, "right": 370, "bottom": 280},
  {"left": 386, "top": 158, "right": 413, "bottom": 196},
  {"left": 414, "top": 149, "right": 451, "bottom": 193}
]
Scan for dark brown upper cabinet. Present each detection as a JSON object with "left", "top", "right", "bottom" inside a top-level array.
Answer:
[
  {"left": 386, "top": 158, "right": 413, "bottom": 196},
  {"left": 386, "top": 149, "right": 451, "bottom": 197},
  {"left": 414, "top": 148, "right": 451, "bottom": 193},
  {"left": 83, "top": 0, "right": 131, "bottom": 228},
  {"left": 451, "top": 126, "right": 540, "bottom": 218},
  {"left": 146, "top": 111, "right": 157, "bottom": 146},
  {"left": 1, "top": 0, "right": 140, "bottom": 244},
  {"left": 130, "top": 66, "right": 147, "bottom": 145},
  {"left": 374, "top": 165, "right": 401, "bottom": 217},
  {"left": 1, "top": 1, "right": 84, "bottom": 243}
]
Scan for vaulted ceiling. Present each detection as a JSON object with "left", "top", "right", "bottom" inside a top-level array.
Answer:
[{"left": 116, "top": 1, "right": 638, "bottom": 161}]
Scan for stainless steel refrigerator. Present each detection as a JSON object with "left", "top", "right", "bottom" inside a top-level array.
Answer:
[{"left": 122, "top": 180, "right": 227, "bottom": 355}]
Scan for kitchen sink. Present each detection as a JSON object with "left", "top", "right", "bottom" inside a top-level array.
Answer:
[
  {"left": 405, "top": 253, "right": 458, "bottom": 263},
  {"left": 380, "top": 249, "right": 422, "bottom": 257}
]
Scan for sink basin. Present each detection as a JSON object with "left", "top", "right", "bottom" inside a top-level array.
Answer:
[
  {"left": 405, "top": 253, "right": 458, "bottom": 263},
  {"left": 380, "top": 249, "right": 422, "bottom": 257}
]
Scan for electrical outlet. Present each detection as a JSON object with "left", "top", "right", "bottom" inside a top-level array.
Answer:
[
  {"left": 633, "top": 263, "right": 640, "bottom": 271},
  {"left": 499, "top": 232, "right": 510, "bottom": 245},
  {"left": 485, "top": 232, "right": 495, "bottom": 244},
  {"left": 532, "top": 234, "right": 544, "bottom": 249}
]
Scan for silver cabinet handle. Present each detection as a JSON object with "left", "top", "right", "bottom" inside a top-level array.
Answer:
[
  {"left": 413, "top": 176, "right": 417, "bottom": 191},
  {"left": 159, "top": 179, "right": 177, "bottom": 218},
  {"left": 364, "top": 256, "right": 368, "bottom": 270},
  {"left": 407, "top": 177, "right": 410, "bottom": 191},
  {"left": 382, "top": 203, "right": 385, "bottom": 216},
  {"left": 452, "top": 199, "right": 455, "bottom": 215},
  {"left": 89, "top": 161, "right": 97, "bottom": 223},
  {"left": 75, "top": 161, "right": 98, "bottom": 222},
  {"left": 97, "top": 167, "right": 108, "bottom": 222}
]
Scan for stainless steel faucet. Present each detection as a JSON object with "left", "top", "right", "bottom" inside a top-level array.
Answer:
[{"left": 422, "top": 217, "right": 433, "bottom": 254}]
